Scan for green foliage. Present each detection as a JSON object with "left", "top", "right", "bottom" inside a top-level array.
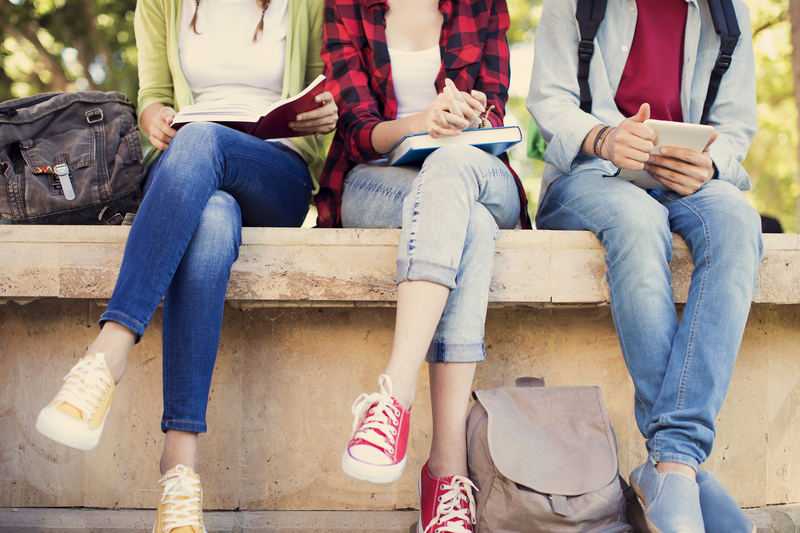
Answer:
[
  {"left": 0, "top": 0, "right": 138, "bottom": 104},
  {"left": 744, "top": 0, "right": 798, "bottom": 232}
]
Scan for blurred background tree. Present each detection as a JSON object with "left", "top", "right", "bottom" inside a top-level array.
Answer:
[
  {"left": 0, "top": 0, "right": 138, "bottom": 103},
  {"left": 0, "top": 0, "right": 797, "bottom": 231}
]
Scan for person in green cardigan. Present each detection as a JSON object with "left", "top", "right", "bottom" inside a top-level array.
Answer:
[{"left": 34, "top": 1, "right": 336, "bottom": 531}]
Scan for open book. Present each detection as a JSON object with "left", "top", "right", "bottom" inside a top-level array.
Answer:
[
  {"left": 171, "top": 74, "right": 327, "bottom": 140},
  {"left": 387, "top": 126, "right": 522, "bottom": 166}
]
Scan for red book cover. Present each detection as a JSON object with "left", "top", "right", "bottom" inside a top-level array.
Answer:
[{"left": 172, "top": 74, "right": 326, "bottom": 140}]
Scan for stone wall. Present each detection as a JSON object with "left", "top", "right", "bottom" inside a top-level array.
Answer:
[
  {"left": 1, "top": 299, "right": 798, "bottom": 511},
  {"left": 1, "top": 226, "right": 798, "bottom": 512}
]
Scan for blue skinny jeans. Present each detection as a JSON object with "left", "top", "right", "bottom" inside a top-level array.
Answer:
[
  {"left": 537, "top": 173, "right": 763, "bottom": 469},
  {"left": 100, "top": 122, "right": 312, "bottom": 433}
]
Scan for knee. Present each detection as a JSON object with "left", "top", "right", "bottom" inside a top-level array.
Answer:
[
  {"left": 420, "top": 145, "right": 492, "bottom": 189},
  {"left": 466, "top": 204, "right": 499, "bottom": 244},
  {"left": 603, "top": 200, "right": 672, "bottom": 255},
  {"left": 185, "top": 191, "right": 242, "bottom": 270},
  {"left": 163, "top": 122, "right": 227, "bottom": 166},
  {"left": 705, "top": 193, "right": 763, "bottom": 265}
]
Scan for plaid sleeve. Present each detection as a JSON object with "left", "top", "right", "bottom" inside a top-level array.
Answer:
[
  {"left": 477, "top": 0, "right": 510, "bottom": 128},
  {"left": 322, "top": 0, "right": 384, "bottom": 163}
]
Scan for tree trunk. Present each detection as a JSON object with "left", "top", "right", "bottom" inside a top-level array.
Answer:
[{"left": 791, "top": 0, "right": 800, "bottom": 230}]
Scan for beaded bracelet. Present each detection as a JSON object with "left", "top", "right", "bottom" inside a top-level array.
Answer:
[{"left": 593, "top": 125, "right": 613, "bottom": 158}]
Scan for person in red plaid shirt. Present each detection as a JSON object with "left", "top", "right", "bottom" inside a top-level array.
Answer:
[{"left": 317, "top": 1, "right": 529, "bottom": 532}]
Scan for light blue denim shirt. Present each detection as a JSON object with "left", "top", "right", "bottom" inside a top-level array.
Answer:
[{"left": 527, "top": 0, "right": 758, "bottom": 204}]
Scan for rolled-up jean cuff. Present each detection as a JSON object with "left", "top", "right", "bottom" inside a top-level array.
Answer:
[
  {"left": 161, "top": 419, "right": 208, "bottom": 434},
  {"left": 426, "top": 341, "right": 486, "bottom": 363},
  {"left": 649, "top": 452, "right": 699, "bottom": 471},
  {"left": 396, "top": 258, "right": 458, "bottom": 289},
  {"left": 98, "top": 310, "right": 146, "bottom": 343}
]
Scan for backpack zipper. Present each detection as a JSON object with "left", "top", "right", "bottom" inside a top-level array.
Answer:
[{"left": 0, "top": 94, "right": 60, "bottom": 116}]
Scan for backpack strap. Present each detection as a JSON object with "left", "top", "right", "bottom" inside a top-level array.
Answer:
[
  {"left": 701, "top": 0, "right": 740, "bottom": 124},
  {"left": 619, "top": 475, "right": 649, "bottom": 532},
  {"left": 575, "top": 0, "right": 739, "bottom": 123},
  {"left": 575, "top": 0, "right": 608, "bottom": 113}
]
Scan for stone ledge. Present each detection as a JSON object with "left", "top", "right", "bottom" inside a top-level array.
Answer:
[
  {"left": 0, "top": 507, "right": 797, "bottom": 533},
  {"left": 1, "top": 226, "right": 798, "bottom": 306}
]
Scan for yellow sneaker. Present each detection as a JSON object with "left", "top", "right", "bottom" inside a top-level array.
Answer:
[
  {"left": 154, "top": 465, "right": 207, "bottom": 533},
  {"left": 35, "top": 352, "right": 115, "bottom": 450}
]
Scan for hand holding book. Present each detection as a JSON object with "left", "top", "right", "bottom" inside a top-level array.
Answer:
[
  {"left": 423, "top": 78, "right": 488, "bottom": 138},
  {"left": 169, "top": 75, "right": 337, "bottom": 142}
]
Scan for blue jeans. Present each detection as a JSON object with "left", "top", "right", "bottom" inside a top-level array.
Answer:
[
  {"left": 537, "top": 172, "right": 763, "bottom": 469},
  {"left": 342, "top": 145, "right": 520, "bottom": 363},
  {"left": 100, "top": 122, "right": 312, "bottom": 433}
]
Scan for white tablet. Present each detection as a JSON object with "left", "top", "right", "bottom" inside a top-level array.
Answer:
[{"left": 614, "top": 119, "right": 716, "bottom": 190}]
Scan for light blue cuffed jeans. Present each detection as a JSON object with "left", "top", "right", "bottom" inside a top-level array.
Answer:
[
  {"left": 342, "top": 145, "right": 521, "bottom": 364},
  {"left": 536, "top": 171, "right": 763, "bottom": 469}
]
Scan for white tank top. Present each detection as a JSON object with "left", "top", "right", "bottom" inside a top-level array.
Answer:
[
  {"left": 388, "top": 45, "right": 441, "bottom": 120},
  {"left": 179, "top": 0, "right": 288, "bottom": 110}
]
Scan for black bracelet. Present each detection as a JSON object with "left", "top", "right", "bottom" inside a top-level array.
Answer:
[{"left": 593, "top": 125, "right": 612, "bottom": 158}]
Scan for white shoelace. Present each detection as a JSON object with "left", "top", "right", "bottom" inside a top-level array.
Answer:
[
  {"left": 350, "top": 374, "right": 400, "bottom": 454},
  {"left": 424, "top": 476, "right": 478, "bottom": 533},
  {"left": 54, "top": 353, "right": 113, "bottom": 421},
  {"left": 158, "top": 465, "right": 203, "bottom": 531}
]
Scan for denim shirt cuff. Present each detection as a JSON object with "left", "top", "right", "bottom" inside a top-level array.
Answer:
[{"left": 709, "top": 138, "right": 752, "bottom": 191}]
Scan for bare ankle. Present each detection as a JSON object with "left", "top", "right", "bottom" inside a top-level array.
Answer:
[
  {"left": 427, "top": 455, "right": 468, "bottom": 479},
  {"left": 160, "top": 430, "right": 200, "bottom": 475},
  {"left": 655, "top": 461, "right": 696, "bottom": 481},
  {"left": 89, "top": 322, "right": 136, "bottom": 384}
]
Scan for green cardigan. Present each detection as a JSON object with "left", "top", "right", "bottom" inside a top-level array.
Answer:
[{"left": 134, "top": 0, "right": 326, "bottom": 191}]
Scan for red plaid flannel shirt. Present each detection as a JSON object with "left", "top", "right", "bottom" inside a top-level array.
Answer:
[{"left": 314, "top": 0, "right": 531, "bottom": 228}]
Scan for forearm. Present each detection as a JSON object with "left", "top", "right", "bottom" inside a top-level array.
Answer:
[{"left": 370, "top": 114, "right": 426, "bottom": 155}]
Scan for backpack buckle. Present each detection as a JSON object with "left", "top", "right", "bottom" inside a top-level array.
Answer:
[
  {"left": 85, "top": 109, "right": 104, "bottom": 124},
  {"left": 578, "top": 40, "right": 594, "bottom": 62},
  {"left": 713, "top": 53, "right": 732, "bottom": 76},
  {"left": 54, "top": 163, "right": 76, "bottom": 201}
]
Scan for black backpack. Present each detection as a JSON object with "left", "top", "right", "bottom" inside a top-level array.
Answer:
[
  {"left": 0, "top": 91, "right": 146, "bottom": 224},
  {"left": 528, "top": 0, "right": 741, "bottom": 160}
]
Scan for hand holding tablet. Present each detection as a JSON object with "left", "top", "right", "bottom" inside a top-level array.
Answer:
[{"left": 615, "top": 119, "right": 716, "bottom": 192}]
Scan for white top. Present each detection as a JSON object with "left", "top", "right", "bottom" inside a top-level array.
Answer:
[
  {"left": 179, "top": 0, "right": 288, "bottom": 110},
  {"left": 388, "top": 45, "right": 441, "bottom": 120}
]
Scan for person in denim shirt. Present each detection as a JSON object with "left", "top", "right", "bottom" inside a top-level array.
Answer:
[{"left": 528, "top": 1, "right": 761, "bottom": 532}]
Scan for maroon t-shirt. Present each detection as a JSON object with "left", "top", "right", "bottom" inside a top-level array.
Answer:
[{"left": 615, "top": 0, "right": 688, "bottom": 122}]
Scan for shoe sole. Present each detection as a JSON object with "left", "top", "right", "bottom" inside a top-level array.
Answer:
[
  {"left": 416, "top": 474, "right": 424, "bottom": 533},
  {"left": 629, "top": 475, "right": 665, "bottom": 533},
  {"left": 341, "top": 449, "right": 406, "bottom": 484},
  {"left": 152, "top": 522, "right": 208, "bottom": 533},
  {"left": 35, "top": 406, "right": 106, "bottom": 451}
]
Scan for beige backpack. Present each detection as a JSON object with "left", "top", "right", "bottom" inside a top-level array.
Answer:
[{"left": 466, "top": 378, "right": 647, "bottom": 533}]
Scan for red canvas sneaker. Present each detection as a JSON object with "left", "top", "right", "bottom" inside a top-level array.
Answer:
[
  {"left": 342, "top": 374, "right": 410, "bottom": 483},
  {"left": 417, "top": 461, "right": 477, "bottom": 533}
]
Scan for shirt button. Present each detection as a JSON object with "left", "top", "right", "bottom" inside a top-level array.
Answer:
[
  {"left": 622, "top": 46, "right": 629, "bottom": 52},
  {"left": 630, "top": 5, "right": 635, "bottom": 12}
]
